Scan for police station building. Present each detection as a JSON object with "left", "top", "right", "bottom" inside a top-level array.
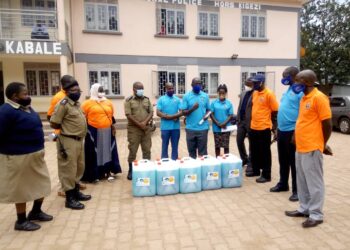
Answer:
[{"left": 0, "top": 0, "right": 305, "bottom": 119}]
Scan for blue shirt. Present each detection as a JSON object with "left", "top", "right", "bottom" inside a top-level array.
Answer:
[
  {"left": 210, "top": 99, "right": 234, "bottom": 133},
  {"left": 180, "top": 91, "right": 210, "bottom": 131},
  {"left": 0, "top": 103, "right": 44, "bottom": 155},
  {"left": 157, "top": 94, "right": 181, "bottom": 130},
  {"left": 277, "top": 87, "right": 304, "bottom": 132}
]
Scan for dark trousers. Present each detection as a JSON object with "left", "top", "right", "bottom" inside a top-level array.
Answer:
[
  {"left": 186, "top": 129, "right": 208, "bottom": 159},
  {"left": 249, "top": 129, "right": 272, "bottom": 179},
  {"left": 161, "top": 129, "right": 180, "bottom": 160},
  {"left": 277, "top": 129, "right": 297, "bottom": 193},
  {"left": 236, "top": 121, "right": 251, "bottom": 167}
]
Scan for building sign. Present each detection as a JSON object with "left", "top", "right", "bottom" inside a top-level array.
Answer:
[
  {"left": 0, "top": 41, "right": 63, "bottom": 55},
  {"left": 146, "top": 0, "right": 261, "bottom": 10}
]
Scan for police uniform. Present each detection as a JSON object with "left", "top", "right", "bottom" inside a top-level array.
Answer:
[
  {"left": 124, "top": 95, "right": 153, "bottom": 165},
  {"left": 51, "top": 96, "right": 87, "bottom": 190}
]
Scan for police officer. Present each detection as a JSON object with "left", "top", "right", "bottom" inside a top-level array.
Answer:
[
  {"left": 124, "top": 82, "right": 154, "bottom": 180},
  {"left": 50, "top": 76, "right": 91, "bottom": 210}
]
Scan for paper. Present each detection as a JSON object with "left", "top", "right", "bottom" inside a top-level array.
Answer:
[{"left": 221, "top": 125, "right": 237, "bottom": 132}]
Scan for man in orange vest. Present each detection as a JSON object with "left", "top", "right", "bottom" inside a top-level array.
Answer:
[
  {"left": 247, "top": 74, "right": 279, "bottom": 183},
  {"left": 285, "top": 70, "right": 332, "bottom": 228}
]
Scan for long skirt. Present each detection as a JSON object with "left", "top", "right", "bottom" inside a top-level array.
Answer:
[
  {"left": 81, "top": 125, "right": 122, "bottom": 183},
  {"left": 0, "top": 149, "right": 51, "bottom": 203}
]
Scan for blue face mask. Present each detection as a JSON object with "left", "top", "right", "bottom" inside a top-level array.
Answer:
[
  {"left": 281, "top": 75, "right": 293, "bottom": 86},
  {"left": 166, "top": 90, "right": 174, "bottom": 97},
  {"left": 136, "top": 89, "right": 144, "bottom": 97},
  {"left": 192, "top": 85, "right": 201, "bottom": 94},
  {"left": 253, "top": 82, "right": 262, "bottom": 91},
  {"left": 291, "top": 83, "right": 306, "bottom": 94}
]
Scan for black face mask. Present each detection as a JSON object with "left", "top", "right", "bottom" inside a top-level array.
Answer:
[
  {"left": 68, "top": 92, "right": 81, "bottom": 102},
  {"left": 17, "top": 97, "right": 32, "bottom": 107}
]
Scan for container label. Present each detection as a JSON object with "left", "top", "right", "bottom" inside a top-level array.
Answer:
[
  {"left": 228, "top": 169, "right": 240, "bottom": 178},
  {"left": 136, "top": 178, "right": 150, "bottom": 187},
  {"left": 184, "top": 174, "right": 197, "bottom": 183},
  {"left": 207, "top": 172, "right": 219, "bottom": 181},
  {"left": 162, "top": 176, "right": 175, "bottom": 186}
]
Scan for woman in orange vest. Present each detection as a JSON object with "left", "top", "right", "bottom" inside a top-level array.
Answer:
[{"left": 81, "top": 83, "right": 122, "bottom": 183}]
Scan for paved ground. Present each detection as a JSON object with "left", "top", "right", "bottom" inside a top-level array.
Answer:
[{"left": 0, "top": 129, "right": 350, "bottom": 250}]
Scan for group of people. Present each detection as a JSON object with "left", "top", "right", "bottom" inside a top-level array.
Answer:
[
  {"left": 0, "top": 66, "right": 332, "bottom": 232},
  {"left": 235, "top": 67, "right": 332, "bottom": 228}
]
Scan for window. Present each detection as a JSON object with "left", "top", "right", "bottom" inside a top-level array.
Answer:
[
  {"left": 198, "top": 12, "right": 219, "bottom": 37},
  {"left": 85, "top": 0, "right": 119, "bottom": 32},
  {"left": 241, "top": 67, "right": 265, "bottom": 91},
  {"left": 330, "top": 98, "right": 347, "bottom": 107},
  {"left": 199, "top": 67, "right": 219, "bottom": 94},
  {"left": 21, "top": 0, "right": 56, "bottom": 28},
  {"left": 241, "top": 11, "right": 266, "bottom": 39},
  {"left": 156, "top": 7, "right": 185, "bottom": 36},
  {"left": 88, "top": 64, "right": 121, "bottom": 95},
  {"left": 158, "top": 66, "right": 186, "bottom": 96},
  {"left": 24, "top": 63, "right": 60, "bottom": 96}
]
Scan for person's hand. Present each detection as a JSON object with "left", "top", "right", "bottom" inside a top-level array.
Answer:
[
  {"left": 291, "top": 133, "right": 296, "bottom": 145},
  {"left": 192, "top": 102, "right": 199, "bottom": 111},
  {"left": 272, "top": 129, "right": 277, "bottom": 139},
  {"left": 139, "top": 121, "right": 147, "bottom": 131},
  {"left": 323, "top": 145, "right": 333, "bottom": 156},
  {"left": 219, "top": 123, "right": 227, "bottom": 129},
  {"left": 111, "top": 125, "right": 116, "bottom": 136}
]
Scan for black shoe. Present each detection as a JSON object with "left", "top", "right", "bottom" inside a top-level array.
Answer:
[
  {"left": 14, "top": 220, "right": 41, "bottom": 231},
  {"left": 75, "top": 184, "right": 91, "bottom": 201},
  {"left": 246, "top": 166, "right": 253, "bottom": 173},
  {"left": 289, "top": 193, "right": 299, "bottom": 202},
  {"left": 76, "top": 191, "right": 92, "bottom": 201},
  {"left": 302, "top": 218, "right": 323, "bottom": 228},
  {"left": 285, "top": 210, "right": 309, "bottom": 217},
  {"left": 127, "top": 170, "right": 132, "bottom": 180},
  {"left": 127, "top": 163, "right": 133, "bottom": 180},
  {"left": 65, "top": 190, "right": 84, "bottom": 210},
  {"left": 27, "top": 211, "right": 53, "bottom": 222},
  {"left": 270, "top": 185, "right": 289, "bottom": 192},
  {"left": 246, "top": 172, "right": 260, "bottom": 177},
  {"left": 256, "top": 176, "right": 271, "bottom": 183}
]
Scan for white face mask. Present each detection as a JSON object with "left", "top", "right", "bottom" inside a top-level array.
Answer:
[
  {"left": 245, "top": 86, "right": 253, "bottom": 91},
  {"left": 97, "top": 92, "right": 105, "bottom": 98}
]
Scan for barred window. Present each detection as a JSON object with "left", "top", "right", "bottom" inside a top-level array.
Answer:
[
  {"left": 88, "top": 64, "right": 121, "bottom": 95},
  {"left": 241, "top": 11, "right": 266, "bottom": 39},
  {"left": 198, "top": 12, "right": 219, "bottom": 37},
  {"left": 156, "top": 6, "right": 185, "bottom": 36},
  {"left": 158, "top": 66, "right": 186, "bottom": 96},
  {"left": 199, "top": 67, "right": 219, "bottom": 95},
  {"left": 85, "top": 0, "right": 119, "bottom": 32},
  {"left": 24, "top": 63, "right": 60, "bottom": 96},
  {"left": 241, "top": 67, "right": 265, "bottom": 92},
  {"left": 21, "top": 0, "right": 56, "bottom": 28}
]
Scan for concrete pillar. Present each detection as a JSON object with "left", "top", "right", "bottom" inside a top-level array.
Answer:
[
  {"left": 60, "top": 55, "right": 68, "bottom": 76},
  {"left": 2, "top": 59, "right": 25, "bottom": 89},
  {"left": 56, "top": 0, "right": 66, "bottom": 42}
]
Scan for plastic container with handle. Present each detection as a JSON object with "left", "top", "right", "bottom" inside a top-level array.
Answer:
[
  {"left": 179, "top": 157, "right": 202, "bottom": 194},
  {"left": 132, "top": 159, "right": 156, "bottom": 197},
  {"left": 156, "top": 158, "right": 179, "bottom": 196},
  {"left": 218, "top": 153, "right": 243, "bottom": 188},
  {"left": 200, "top": 155, "right": 222, "bottom": 190}
]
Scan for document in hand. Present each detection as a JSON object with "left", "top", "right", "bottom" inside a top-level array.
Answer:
[{"left": 221, "top": 125, "right": 237, "bottom": 133}]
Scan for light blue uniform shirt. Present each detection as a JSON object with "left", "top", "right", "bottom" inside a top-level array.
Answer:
[
  {"left": 210, "top": 99, "right": 234, "bottom": 133},
  {"left": 180, "top": 91, "right": 210, "bottom": 131},
  {"left": 277, "top": 86, "right": 304, "bottom": 132},
  {"left": 157, "top": 95, "right": 181, "bottom": 130}
]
